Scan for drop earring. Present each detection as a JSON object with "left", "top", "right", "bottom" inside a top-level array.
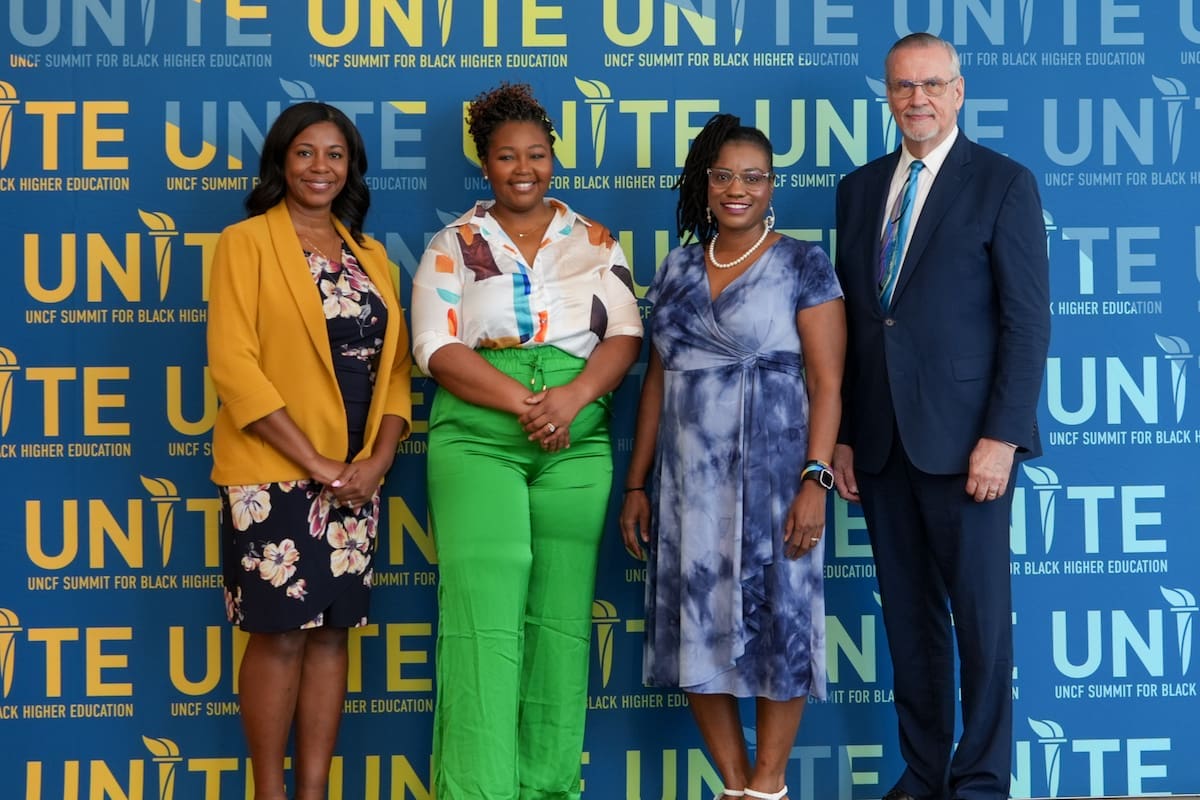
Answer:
[
  {"left": 706, "top": 206, "right": 713, "bottom": 225},
  {"left": 764, "top": 204, "right": 776, "bottom": 231}
]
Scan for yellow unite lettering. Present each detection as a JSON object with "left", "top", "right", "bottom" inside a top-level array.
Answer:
[
  {"left": 25, "top": 498, "right": 142, "bottom": 569},
  {"left": 22, "top": 101, "right": 129, "bottom": 171}
]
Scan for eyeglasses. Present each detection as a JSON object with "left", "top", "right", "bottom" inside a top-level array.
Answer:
[
  {"left": 707, "top": 168, "right": 773, "bottom": 189},
  {"left": 886, "top": 77, "right": 959, "bottom": 99}
]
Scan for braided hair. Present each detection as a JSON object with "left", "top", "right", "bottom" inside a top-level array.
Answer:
[
  {"left": 674, "top": 113, "right": 774, "bottom": 245},
  {"left": 466, "top": 83, "right": 556, "bottom": 161}
]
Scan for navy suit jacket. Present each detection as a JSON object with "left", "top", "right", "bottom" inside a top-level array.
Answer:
[{"left": 835, "top": 133, "right": 1051, "bottom": 476}]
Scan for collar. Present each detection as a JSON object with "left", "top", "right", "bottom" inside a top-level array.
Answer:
[
  {"left": 446, "top": 197, "right": 580, "bottom": 239},
  {"left": 899, "top": 125, "right": 959, "bottom": 179}
]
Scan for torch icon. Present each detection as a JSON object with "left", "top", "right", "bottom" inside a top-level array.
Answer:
[
  {"left": 1161, "top": 586, "right": 1196, "bottom": 675},
  {"left": 574, "top": 78, "right": 613, "bottom": 169},
  {"left": 138, "top": 210, "right": 178, "bottom": 302},
  {"left": 0, "top": 81, "right": 18, "bottom": 170},
  {"left": 143, "top": 735, "right": 182, "bottom": 800},
  {"left": 1021, "top": 464, "right": 1061, "bottom": 554},
  {"left": 1155, "top": 334, "right": 1192, "bottom": 424},
  {"left": 0, "top": 608, "right": 21, "bottom": 698},
  {"left": 1028, "top": 717, "right": 1066, "bottom": 798},
  {"left": 141, "top": 475, "right": 180, "bottom": 568},
  {"left": 1152, "top": 75, "right": 1188, "bottom": 165},
  {"left": 0, "top": 347, "right": 18, "bottom": 436},
  {"left": 592, "top": 599, "right": 620, "bottom": 689}
]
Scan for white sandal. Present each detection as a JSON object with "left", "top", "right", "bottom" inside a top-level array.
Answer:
[
  {"left": 716, "top": 791, "right": 745, "bottom": 799},
  {"left": 744, "top": 787, "right": 788, "bottom": 800}
]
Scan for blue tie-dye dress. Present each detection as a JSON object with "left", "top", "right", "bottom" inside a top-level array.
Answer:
[{"left": 643, "top": 237, "right": 842, "bottom": 700}]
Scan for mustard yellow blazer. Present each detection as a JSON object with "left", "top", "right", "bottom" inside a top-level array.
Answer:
[{"left": 208, "top": 201, "right": 413, "bottom": 485}]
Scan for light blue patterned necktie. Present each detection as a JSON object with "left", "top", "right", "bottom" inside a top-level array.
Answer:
[{"left": 878, "top": 159, "right": 925, "bottom": 310}]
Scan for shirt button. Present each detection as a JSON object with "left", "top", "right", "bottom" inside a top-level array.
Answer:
[{"left": 884, "top": 318, "right": 896, "bottom": 326}]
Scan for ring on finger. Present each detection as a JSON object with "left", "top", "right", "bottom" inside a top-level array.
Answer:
[{"left": 546, "top": 422, "right": 556, "bottom": 434}]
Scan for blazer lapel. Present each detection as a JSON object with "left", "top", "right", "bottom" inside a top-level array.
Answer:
[
  {"left": 265, "top": 202, "right": 338, "bottom": 377},
  {"left": 891, "top": 135, "right": 974, "bottom": 306}
]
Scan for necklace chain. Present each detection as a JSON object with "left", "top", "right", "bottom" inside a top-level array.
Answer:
[
  {"left": 707, "top": 222, "right": 770, "bottom": 270},
  {"left": 493, "top": 210, "right": 551, "bottom": 241},
  {"left": 301, "top": 234, "right": 338, "bottom": 262}
]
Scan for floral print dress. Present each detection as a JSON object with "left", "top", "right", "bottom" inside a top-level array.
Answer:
[{"left": 221, "top": 244, "right": 389, "bottom": 633}]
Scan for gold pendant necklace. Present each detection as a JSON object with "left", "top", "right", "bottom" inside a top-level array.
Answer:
[{"left": 494, "top": 210, "right": 550, "bottom": 242}]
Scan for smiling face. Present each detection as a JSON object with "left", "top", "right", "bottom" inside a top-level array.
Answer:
[
  {"left": 886, "top": 41, "right": 964, "bottom": 158},
  {"left": 283, "top": 121, "right": 348, "bottom": 214},
  {"left": 484, "top": 120, "right": 554, "bottom": 215},
  {"left": 707, "top": 140, "right": 774, "bottom": 235}
]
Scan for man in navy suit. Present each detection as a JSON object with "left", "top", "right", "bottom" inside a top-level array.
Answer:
[{"left": 833, "top": 33, "right": 1050, "bottom": 800}]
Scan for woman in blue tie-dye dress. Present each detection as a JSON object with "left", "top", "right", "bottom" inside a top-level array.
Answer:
[{"left": 620, "top": 114, "right": 846, "bottom": 800}]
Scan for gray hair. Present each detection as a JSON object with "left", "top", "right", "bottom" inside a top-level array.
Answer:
[{"left": 885, "top": 32, "right": 962, "bottom": 79}]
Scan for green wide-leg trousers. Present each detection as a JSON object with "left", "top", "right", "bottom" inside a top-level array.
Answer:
[{"left": 429, "top": 347, "right": 613, "bottom": 800}]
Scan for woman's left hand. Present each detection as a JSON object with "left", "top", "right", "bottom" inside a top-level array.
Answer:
[
  {"left": 520, "top": 384, "right": 586, "bottom": 452},
  {"left": 783, "top": 481, "right": 828, "bottom": 559}
]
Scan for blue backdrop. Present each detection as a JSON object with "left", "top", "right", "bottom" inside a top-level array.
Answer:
[{"left": 1, "top": 1, "right": 1197, "bottom": 798}]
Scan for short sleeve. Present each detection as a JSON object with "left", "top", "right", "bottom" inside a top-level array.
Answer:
[
  {"left": 598, "top": 231, "right": 643, "bottom": 340},
  {"left": 410, "top": 227, "right": 466, "bottom": 373},
  {"left": 794, "top": 242, "right": 843, "bottom": 312}
]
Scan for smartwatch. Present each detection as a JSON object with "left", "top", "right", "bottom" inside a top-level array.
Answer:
[{"left": 801, "top": 462, "right": 835, "bottom": 490}]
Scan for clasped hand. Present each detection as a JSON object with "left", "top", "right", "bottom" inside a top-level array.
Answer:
[
  {"left": 311, "top": 455, "right": 388, "bottom": 511},
  {"left": 518, "top": 384, "right": 586, "bottom": 453}
]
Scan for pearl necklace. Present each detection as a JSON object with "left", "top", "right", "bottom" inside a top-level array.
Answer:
[{"left": 707, "top": 221, "right": 770, "bottom": 270}]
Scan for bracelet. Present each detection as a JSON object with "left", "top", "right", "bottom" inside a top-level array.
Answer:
[
  {"left": 624, "top": 486, "right": 645, "bottom": 493},
  {"left": 803, "top": 459, "right": 831, "bottom": 471}
]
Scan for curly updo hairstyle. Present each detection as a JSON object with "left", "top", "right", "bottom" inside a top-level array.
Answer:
[
  {"left": 674, "top": 113, "right": 774, "bottom": 245},
  {"left": 466, "top": 83, "right": 556, "bottom": 162},
  {"left": 245, "top": 101, "right": 370, "bottom": 244}
]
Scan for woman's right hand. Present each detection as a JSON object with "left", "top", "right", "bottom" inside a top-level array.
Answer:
[
  {"left": 309, "top": 455, "right": 348, "bottom": 488},
  {"left": 619, "top": 489, "right": 651, "bottom": 560}
]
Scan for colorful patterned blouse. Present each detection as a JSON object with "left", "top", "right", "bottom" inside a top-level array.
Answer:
[{"left": 411, "top": 198, "right": 643, "bottom": 373}]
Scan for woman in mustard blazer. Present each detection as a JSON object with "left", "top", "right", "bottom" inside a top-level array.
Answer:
[{"left": 207, "top": 102, "right": 412, "bottom": 800}]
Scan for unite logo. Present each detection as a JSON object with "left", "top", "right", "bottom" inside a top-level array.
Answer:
[
  {"left": 1010, "top": 463, "right": 1167, "bottom": 560},
  {"left": 1048, "top": 586, "right": 1197, "bottom": 681},
  {"left": 1015, "top": 716, "right": 1175, "bottom": 798},
  {"left": 22, "top": 209, "right": 218, "bottom": 307},
  {"left": 1045, "top": 333, "right": 1199, "bottom": 427},
  {"left": 1043, "top": 75, "right": 1200, "bottom": 167},
  {"left": 0, "top": 82, "right": 130, "bottom": 177},
  {"left": 23, "top": 734, "right": 434, "bottom": 800},
  {"left": 7, "top": 0, "right": 272, "bottom": 49},
  {"left": 625, "top": 736, "right": 888, "bottom": 800},
  {"left": 461, "top": 81, "right": 874, "bottom": 171},
  {"left": 306, "top": 0, "right": 560, "bottom": 49},
  {"left": 1044, "top": 206, "right": 1175, "bottom": 302},
  {"left": 0, "top": 349, "right": 215, "bottom": 444},
  {"left": 25, "top": 474, "right": 221, "bottom": 575},
  {"left": 166, "top": 81, "right": 427, "bottom": 174}
]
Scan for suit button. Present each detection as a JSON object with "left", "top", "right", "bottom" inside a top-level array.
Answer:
[{"left": 884, "top": 318, "right": 896, "bottom": 326}]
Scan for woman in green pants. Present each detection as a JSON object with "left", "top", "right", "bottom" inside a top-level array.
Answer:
[{"left": 411, "top": 83, "right": 643, "bottom": 799}]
